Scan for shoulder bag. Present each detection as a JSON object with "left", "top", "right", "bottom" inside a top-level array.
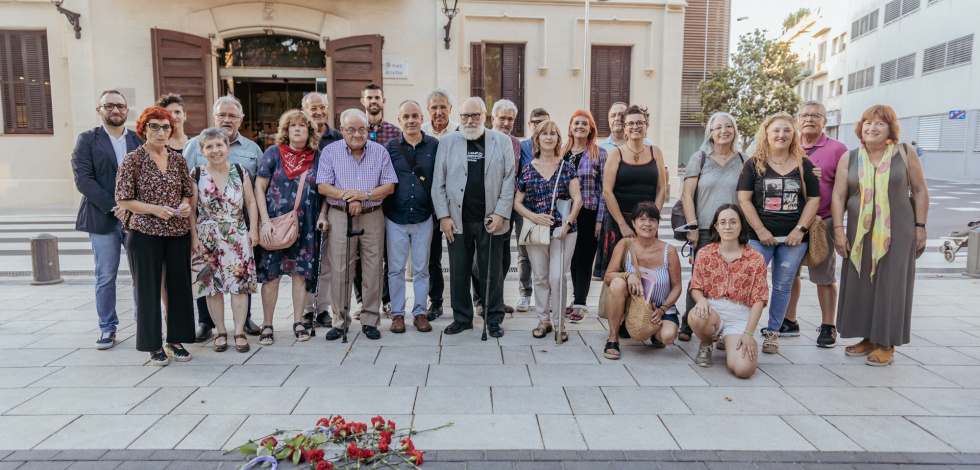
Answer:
[
  {"left": 896, "top": 143, "right": 925, "bottom": 259},
  {"left": 519, "top": 160, "right": 564, "bottom": 246},
  {"left": 798, "top": 156, "right": 829, "bottom": 267},
  {"left": 259, "top": 170, "right": 307, "bottom": 251}
]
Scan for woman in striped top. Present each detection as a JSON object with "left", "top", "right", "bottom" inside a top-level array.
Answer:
[{"left": 601, "top": 202, "right": 682, "bottom": 360}]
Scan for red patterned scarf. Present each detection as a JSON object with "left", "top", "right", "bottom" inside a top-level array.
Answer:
[{"left": 279, "top": 144, "right": 315, "bottom": 179}]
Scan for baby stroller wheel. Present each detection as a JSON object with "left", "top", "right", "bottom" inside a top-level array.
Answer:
[
  {"left": 944, "top": 250, "right": 956, "bottom": 262},
  {"left": 940, "top": 241, "right": 956, "bottom": 263}
]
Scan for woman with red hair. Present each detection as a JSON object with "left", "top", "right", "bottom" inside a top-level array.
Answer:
[
  {"left": 831, "top": 104, "right": 929, "bottom": 366},
  {"left": 115, "top": 106, "right": 196, "bottom": 366},
  {"left": 560, "top": 110, "right": 607, "bottom": 323}
]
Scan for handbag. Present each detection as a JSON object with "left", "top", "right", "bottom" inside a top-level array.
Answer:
[
  {"left": 519, "top": 160, "right": 564, "bottom": 246},
  {"left": 896, "top": 143, "right": 925, "bottom": 259},
  {"left": 798, "top": 159, "right": 829, "bottom": 267},
  {"left": 624, "top": 292, "right": 660, "bottom": 343},
  {"left": 259, "top": 170, "right": 307, "bottom": 251},
  {"left": 598, "top": 238, "right": 630, "bottom": 319}
]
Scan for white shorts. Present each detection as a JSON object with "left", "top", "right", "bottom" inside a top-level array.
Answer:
[{"left": 709, "top": 297, "right": 751, "bottom": 338}]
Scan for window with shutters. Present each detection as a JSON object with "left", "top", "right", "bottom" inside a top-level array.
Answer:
[
  {"left": 923, "top": 34, "right": 973, "bottom": 74},
  {"left": 832, "top": 38, "right": 838, "bottom": 56},
  {"left": 917, "top": 114, "right": 942, "bottom": 150},
  {"left": 851, "top": 10, "right": 879, "bottom": 40},
  {"left": 590, "top": 45, "right": 631, "bottom": 137},
  {"left": 847, "top": 66, "right": 875, "bottom": 93},
  {"left": 880, "top": 53, "right": 915, "bottom": 84},
  {"left": 885, "top": 0, "right": 920, "bottom": 25},
  {"left": 470, "top": 42, "right": 525, "bottom": 136},
  {"left": 816, "top": 85, "right": 824, "bottom": 103},
  {"left": 818, "top": 42, "right": 827, "bottom": 63},
  {"left": 0, "top": 30, "right": 53, "bottom": 135}
]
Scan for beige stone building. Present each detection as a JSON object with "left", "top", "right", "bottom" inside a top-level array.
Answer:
[{"left": 0, "top": 0, "right": 691, "bottom": 208}]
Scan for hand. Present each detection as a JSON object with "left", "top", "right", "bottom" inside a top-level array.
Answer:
[
  {"left": 915, "top": 226, "right": 927, "bottom": 252},
  {"left": 177, "top": 202, "right": 192, "bottom": 218},
  {"left": 557, "top": 223, "right": 570, "bottom": 240},
  {"left": 686, "top": 229, "right": 699, "bottom": 244},
  {"left": 248, "top": 228, "right": 259, "bottom": 247},
  {"left": 833, "top": 226, "right": 849, "bottom": 257},
  {"left": 342, "top": 189, "right": 369, "bottom": 202},
  {"left": 533, "top": 213, "right": 554, "bottom": 227},
  {"left": 812, "top": 167, "right": 823, "bottom": 180},
  {"left": 692, "top": 299, "right": 717, "bottom": 320},
  {"left": 785, "top": 228, "right": 804, "bottom": 246},
  {"left": 485, "top": 214, "right": 504, "bottom": 233},
  {"left": 260, "top": 221, "right": 273, "bottom": 245},
  {"left": 595, "top": 224, "right": 601, "bottom": 239},
  {"left": 191, "top": 238, "right": 204, "bottom": 254},
  {"left": 650, "top": 307, "right": 664, "bottom": 325},
  {"left": 440, "top": 217, "right": 458, "bottom": 243},
  {"left": 619, "top": 221, "right": 636, "bottom": 238},
  {"left": 155, "top": 205, "right": 174, "bottom": 220},
  {"left": 757, "top": 228, "right": 777, "bottom": 246},
  {"left": 111, "top": 205, "right": 128, "bottom": 220},
  {"left": 347, "top": 201, "right": 362, "bottom": 216},
  {"left": 316, "top": 212, "right": 329, "bottom": 232},
  {"left": 736, "top": 333, "right": 758, "bottom": 360},
  {"left": 625, "top": 272, "right": 643, "bottom": 296}
]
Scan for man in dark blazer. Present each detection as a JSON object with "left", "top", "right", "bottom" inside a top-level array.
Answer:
[{"left": 71, "top": 90, "right": 143, "bottom": 350}]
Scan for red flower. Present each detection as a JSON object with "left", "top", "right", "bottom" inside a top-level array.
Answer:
[
  {"left": 378, "top": 432, "right": 392, "bottom": 452},
  {"left": 316, "top": 417, "right": 330, "bottom": 427},
  {"left": 409, "top": 449, "right": 424, "bottom": 465},
  {"left": 400, "top": 438, "right": 415, "bottom": 452},
  {"left": 387, "top": 420, "right": 396, "bottom": 430},
  {"left": 330, "top": 416, "right": 346, "bottom": 427},
  {"left": 306, "top": 449, "right": 325, "bottom": 463},
  {"left": 315, "top": 462, "right": 334, "bottom": 470},
  {"left": 347, "top": 442, "right": 361, "bottom": 459},
  {"left": 259, "top": 437, "right": 277, "bottom": 448},
  {"left": 371, "top": 415, "right": 385, "bottom": 430},
  {"left": 350, "top": 422, "right": 367, "bottom": 434},
  {"left": 360, "top": 448, "right": 375, "bottom": 460}
]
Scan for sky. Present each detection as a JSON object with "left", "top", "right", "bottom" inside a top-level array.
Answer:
[{"left": 729, "top": 0, "right": 833, "bottom": 55}]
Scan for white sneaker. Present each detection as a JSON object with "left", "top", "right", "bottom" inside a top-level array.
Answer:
[{"left": 516, "top": 296, "right": 531, "bottom": 312}]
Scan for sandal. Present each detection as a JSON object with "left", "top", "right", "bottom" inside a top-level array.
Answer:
[
  {"left": 651, "top": 336, "right": 666, "bottom": 348},
  {"left": 568, "top": 307, "right": 587, "bottom": 323},
  {"left": 866, "top": 347, "right": 895, "bottom": 366},
  {"left": 234, "top": 334, "right": 250, "bottom": 353},
  {"left": 293, "top": 322, "right": 311, "bottom": 342},
  {"left": 603, "top": 341, "right": 621, "bottom": 360},
  {"left": 532, "top": 321, "right": 553, "bottom": 338},
  {"left": 259, "top": 325, "right": 275, "bottom": 345},
  {"left": 678, "top": 314, "right": 693, "bottom": 342},
  {"left": 845, "top": 338, "right": 875, "bottom": 357},
  {"left": 556, "top": 329, "right": 568, "bottom": 343},
  {"left": 213, "top": 333, "right": 228, "bottom": 352}
]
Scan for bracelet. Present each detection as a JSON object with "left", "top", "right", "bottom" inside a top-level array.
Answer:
[
  {"left": 743, "top": 330, "right": 754, "bottom": 337},
  {"left": 914, "top": 223, "right": 926, "bottom": 228},
  {"left": 834, "top": 225, "right": 844, "bottom": 228},
  {"left": 261, "top": 221, "right": 271, "bottom": 226},
  {"left": 622, "top": 272, "right": 629, "bottom": 281}
]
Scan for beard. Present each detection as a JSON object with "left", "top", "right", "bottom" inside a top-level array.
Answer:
[
  {"left": 367, "top": 104, "right": 382, "bottom": 116},
  {"left": 103, "top": 114, "right": 126, "bottom": 127},
  {"left": 461, "top": 122, "right": 485, "bottom": 141}
]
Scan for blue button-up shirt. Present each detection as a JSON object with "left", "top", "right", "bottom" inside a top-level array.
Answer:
[
  {"left": 319, "top": 124, "right": 343, "bottom": 151},
  {"left": 384, "top": 133, "right": 439, "bottom": 225},
  {"left": 183, "top": 132, "right": 263, "bottom": 179}
]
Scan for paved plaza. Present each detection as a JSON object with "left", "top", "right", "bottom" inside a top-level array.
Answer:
[{"left": 1, "top": 195, "right": 980, "bottom": 467}]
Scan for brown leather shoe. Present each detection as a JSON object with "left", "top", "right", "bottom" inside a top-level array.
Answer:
[
  {"left": 413, "top": 314, "right": 432, "bottom": 332},
  {"left": 390, "top": 315, "right": 406, "bottom": 333}
]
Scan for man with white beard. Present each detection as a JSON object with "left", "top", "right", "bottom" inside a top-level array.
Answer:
[{"left": 431, "top": 97, "right": 515, "bottom": 338}]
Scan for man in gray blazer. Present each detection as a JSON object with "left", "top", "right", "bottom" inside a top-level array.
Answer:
[{"left": 431, "top": 97, "right": 515, "bottom": 337}]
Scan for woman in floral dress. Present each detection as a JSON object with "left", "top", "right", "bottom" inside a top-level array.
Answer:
[{"left": 190, "top": 127, "right": 259, "bottom": 353}]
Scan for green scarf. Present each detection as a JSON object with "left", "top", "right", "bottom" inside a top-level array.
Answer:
[{"left": 850, "top": 143, "right": 895, "bottom": 280}]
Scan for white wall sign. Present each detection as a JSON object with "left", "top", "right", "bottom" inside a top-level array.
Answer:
[{"left": 383, "top": 60, "right": 408, "bottom": 79}]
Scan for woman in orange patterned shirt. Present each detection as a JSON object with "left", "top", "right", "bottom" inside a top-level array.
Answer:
[{"left": 688, "top": 204, "right": 769, "bottom": 378}]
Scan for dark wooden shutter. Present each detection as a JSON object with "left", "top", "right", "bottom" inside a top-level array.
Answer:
[
  {"left": 470, "top": 42, "right": 485, "bottom": 100},
  {"left": 151, "top": 29, "right": 212, "bottom": 135},
  {"left": 326, "top": 34, "right": 384, "bottom": 129},
  {"left": 0, "top": 30, "right": 53, "bottom": 134},
  {"left": 590, "top": 45, "right": 631, "bottom": 136},
  {"left": 500, "top": 44, "right": 525, "bottom": 136}
]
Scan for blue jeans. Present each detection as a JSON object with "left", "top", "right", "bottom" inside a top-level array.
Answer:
[
  {"left": 748, "top": 240, "right": 808, "bottom": 332},
  {"left": 89, "top": 225, "right": 133, "bottom": 333},
  {"left": 386, "top": 217, "right": 433, "bottom": 317}
]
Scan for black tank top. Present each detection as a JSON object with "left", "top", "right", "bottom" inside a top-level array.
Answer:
[{"left": 613, "top": 146, "right": 659, "bottom": 214}]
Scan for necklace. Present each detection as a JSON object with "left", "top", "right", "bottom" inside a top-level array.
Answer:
[
  {"left": 625, "top": 143, "right": 645, "bottom": 163},
  {"left": 771, "top": 155, "right": 791, "bottom": 168}
]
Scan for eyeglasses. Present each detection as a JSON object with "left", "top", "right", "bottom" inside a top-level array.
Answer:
[
  {"left": 146, "top": 123, "right": 173, "bottom": 133},
  {"left": 624, "top": 121, "right": 647, "bottom": 128},
  {"left": 529, "top": 120, "right": 544, "bottom": 126},
  {"left": 460, "top": 113, "right": 483, "bottom": 122},
  {"left": 716, "top": 220, "right": 740, "bottom": 227},
  {"left": 306, "top": 105, "right": 327, "bottom": 112},
  {"left": 101, "top": 103, "right": 127, "bottom": 111},
  {"left": 344, "top": 127, "right": 368, "bottom": 135},
  {"left": 712, "top": 124, "right": 735, "bottom": 132},
  {"left": 215, "top": 113, "right": 241, "bottom": 121},
  {"left": 798, "top": 113, "right": 824, "bottom": 120}
]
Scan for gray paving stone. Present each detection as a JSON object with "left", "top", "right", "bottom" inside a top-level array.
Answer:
[
  {"left": 803, "top": 465, "right": 857, "bottom": 470},
  {"left": 49, "top": 451, "right": 105, "bottom": 461},
  {"left": 954, "top": 454, "right": 980, "bottom": 464},
  {"left": 436, "top": 450, "right": 485, "bottom": 461},
  {"left": 850, "top": 464, "right": 902, "bottom": 470},
  {"left": 823, "top": 417, "right": 956, "bottom": 452},
  {"left": 756, "top": 464, "right": 806, "bottom": 470},
  {"left": 715, "top": 450, "right": 769, "bottom": 462},
  {"left": 705, "top": 462, "right": 758, "bottom": 470},
  {"left": 416, "top": 386, "right": 491, "bottom": 414},
  {"left": 672, "top": 451, "right": 721, "bottom": 462},
  {"left": 196, "top": 450, "right": 251, "bottom": 461},
  {"left": 467, "top": 461, "right": 514, "bottom": 470},
  {"left": 511, "top": 463, "right": 559, "bottom": 470},
  {"left": 659, "top": 463, "right": 710, "bottom": 470},
  {"left": 165, "top": 461, "right": 218, "bottom": 470},
  {"left": 16, "top": 463, "right": 71, "bottom": 470},
  {"left": 419, "top": 463, "right": 462, "bottom": 470},
  {"left": 390, "top": 364, "right": 429, "bottom": 387},
  {"left": 601, "top": 386, "right": 691, "bottom": 415},
  {"left": 66, "top": 462, "right": 120, "bottom": 470},
  {"left": 426, "top": 365, "right": 532, "bottom": 386},
  {"left": 492, "top": 386, "right": 571, "bottom": 414},
  {"left": 530, "top": 450, "right": 580, "bottom": 461},
  {"left": 765, "top": 451, "right": 817, "bottom": 463},
  {"left": 528, "top": 364, "right": 636, "bottom": 387},
  {"left": 485, "top": 451, "right": 532, "bottom": 461},
  {"left": 501, "top": 346, "right": 536, "bottom": 364},
  {"left": 538, "top": 415, "right": 587, "bottom": 450},
  {"left": 0, "top": 455, "right": 9, "bottom": 464},
  {"left": 579, "top": 451, "right": 627, "bottom": 461},
  {"left": 146, "top": 450, "right": 203, "bottom": 461},
  {"left": 611, "top": 462, "right": 658, "bottom": 470},
  {"left": 814, "top": 452, "right": 867, "bottom": 464},
  {"left": 114, "top": 462, "right": 168, "bottom": 470},
  {"left": 563, "top": 386, "right": 612, "bottom": 415},
  {"left": 560, "top": 462, "right": 609, "bottom": 470},
  {"left": 624, "top": 450, "right": 675, "bottom": 461},
  {"left": 4, "top": 452, "right": 59, "bottom": 462}
]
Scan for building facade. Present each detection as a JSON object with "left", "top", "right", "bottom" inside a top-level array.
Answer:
[
  {"left": 0, "top": 0, "right": 689, "bottom": 208},
  {"left": 678, "top": 0, "right": 731, "bottom": 167}
]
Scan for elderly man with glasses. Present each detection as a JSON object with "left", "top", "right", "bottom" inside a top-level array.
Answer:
[{"left": 183, "top": 95, "right": 264, "bottom": 340}]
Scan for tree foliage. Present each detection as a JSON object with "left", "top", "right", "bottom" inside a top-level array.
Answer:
[
  {"left": 782, "top": 8, "right": 812, "bottom": 33},
  {"left": 694, "top": 29, "right": 803, "bottom": 150}
]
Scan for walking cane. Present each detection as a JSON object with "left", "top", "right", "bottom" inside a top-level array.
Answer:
[
  {"left": 482, "top": 217, "right": 494, "bottom": 341},
  {"left": 309, "top": 227, "right": 322, "bottom": 338},
  {"left": 556, "top": 233, "right": 564, "bottom": 345},
  {"left": 343, "top": 201, "right": 365, "bottom": 343}
]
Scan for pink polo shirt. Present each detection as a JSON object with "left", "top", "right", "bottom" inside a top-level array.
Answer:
[{"left": 802, "top": 133, "right": 848, "bottom": 219}]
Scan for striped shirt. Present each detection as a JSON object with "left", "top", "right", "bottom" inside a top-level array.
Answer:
[
  {"left": 315, "top": 140, "right": 398, "bottom": 208},
  {"left": 625, "top": 243, "right": 675, "bottom": 313}
]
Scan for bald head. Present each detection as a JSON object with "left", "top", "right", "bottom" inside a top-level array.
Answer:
[{"left": 398, "top": 100, "right": 423, "bottom": 138}]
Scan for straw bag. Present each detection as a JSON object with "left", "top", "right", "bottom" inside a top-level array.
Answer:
[
  {"left": 598, "top": 238, "right": 631, "bottom": 319},
  {"left": 797, "top": 162, "right": 829, "bottom": 267},
  {"left": 259, "top": 170, "right": 307, "bottom": 251},
  {"left": 624, "top": 293, "right": 659, "bottom": 343},
  {"left": 519, "top": 160, "right": 564, "bottom": 246}
]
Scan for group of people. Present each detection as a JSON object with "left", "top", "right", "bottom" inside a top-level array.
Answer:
[{"left": 71, "top": 83, "right": 927, "bottom": 376}]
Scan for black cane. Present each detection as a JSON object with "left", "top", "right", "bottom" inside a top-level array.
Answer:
[
  {"left": 343, "top": 201, "right": 365, "bottom": 343},
  {"left": 482, "top": 217, "right": 494, "bottom": 341}
]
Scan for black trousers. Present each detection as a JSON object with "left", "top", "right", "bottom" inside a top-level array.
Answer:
[
  {"left": 428, "top": 220, "right": 445, "bottom": 307},
  {"left": 682, "top": 229, "right": 713, "bottom": 324},
  {"left": 127, "top": 230, "right": 195, "bottom": 352},
  {"left": 448, "top": 220, "right": 505, "bottom": 325},
  {"left": 472, "top": 211, "right": 516, "bottom": 306},
  {"left": 570, "top": 208, "right": 599, "bottom": 305}
]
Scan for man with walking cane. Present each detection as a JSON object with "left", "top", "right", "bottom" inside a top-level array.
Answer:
[
  {"left": 432, "top": 97, "right": 515, "bottom": 338},
  {"left": 317, "top": 109, "right": 397, "bottom": 341}
]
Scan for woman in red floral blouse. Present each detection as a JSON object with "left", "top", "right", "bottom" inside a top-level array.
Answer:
[
  {"left": 688, "top": 203, "right": 769, "bottom": 378},
  {"left": 115, "top": 106, "right": 196, "bottom": 366}
]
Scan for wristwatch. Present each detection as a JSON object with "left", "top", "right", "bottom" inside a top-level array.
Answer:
[
  {"left": 365, "top": 190, "right": 372, "bottom": 201},
  {"left": 795, "top": 224, "right": 809, "bottom": 234}
]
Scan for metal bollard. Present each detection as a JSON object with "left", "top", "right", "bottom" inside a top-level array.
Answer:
[
  {"left": 965, "top": 228, "right": 980, "bottom": 278},
  {"left": 30, "top": 233, "right": 64, "bottom": 285}
]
